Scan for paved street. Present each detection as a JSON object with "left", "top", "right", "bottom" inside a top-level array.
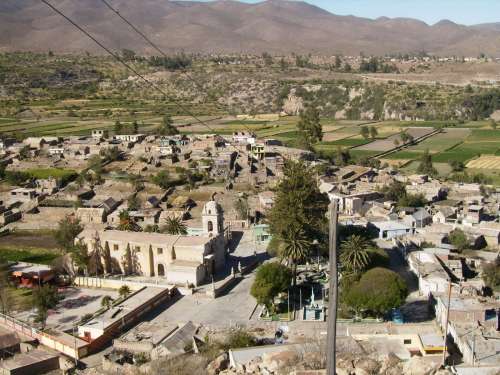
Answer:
[
  {"left": 145, "top": 230, "right": 268, "bottom": 327},
  {"left": 149, "top": 272, "right": 258, "bottom": 327}
]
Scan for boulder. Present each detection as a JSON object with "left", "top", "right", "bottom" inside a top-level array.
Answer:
[
  {"left": 207, "top": 353, "right": 229, "bottom": 375},
  {"left": 402, "top": 356, "right": 440, "bottom": 375},
  {"left": 355, "top": 357, "right": 380, "bottom": 374}
]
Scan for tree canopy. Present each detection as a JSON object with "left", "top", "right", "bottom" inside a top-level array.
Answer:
[
  {"left": 157, "top": 114, "right": 179, "bottom": 136},
  {"left": 416, "top": 149, "right": 438, "bottom": 177},
  {"left": 448, "top": 228, "right": 469, "bottom": 252},
  {"left": 32, "top": 285, "right": 61, "bottom": 329},
  {"left": 297, "top": 107, "right": 322, "bottom": 149},
  {"left": 54, "top": 217, "right": 83, "bottom": 252},
  {"left": 250, "top": 263, "right": 292, "bottom": 312},
  {"left": 151, "top": 170, "right": 171, "bottom": 189},
  {"left": 343, "top": 267, "right": 408, "bottom": 317},
  {"left": 267, "top": 160, "right": 329, "bottom": 249}
]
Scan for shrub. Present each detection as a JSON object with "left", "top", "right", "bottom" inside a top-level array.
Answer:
[
  {"left": 344, "top": 267, "right": 408, "bottom": 317},
  {"left": 250, "top": 263, "right": 292, "bottom": 312}
]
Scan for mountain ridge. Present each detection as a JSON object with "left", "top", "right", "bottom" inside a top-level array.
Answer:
[{"left": 0, "top": 0, "right": 499, "bottom": 56}]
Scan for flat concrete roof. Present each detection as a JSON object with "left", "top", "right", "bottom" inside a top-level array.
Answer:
[
  {"left": 370, "top": 220, "right": 412, "bottom": 231},
  {"left": 119, "top": 321, "right": 178, "bottom": 346},
  {"left": 10, "top": 262, "right": 52, "bottom": 274},
  {"left": 80, "top": 287, "right": 165, "bottom": 331},
  {"left": 0, "top": 349, "right": 58, "bottom": 371}
]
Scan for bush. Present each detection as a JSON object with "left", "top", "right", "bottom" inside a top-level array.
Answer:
[
  {"left": 344, "top": 267, "right": 407, "bottom": 317},
  {"left": 448, "top": 228, "right": 469, "bottom": 252},
  {"left": 250, "top": 263, "right": 292, "bottom": 312},
  {"left": 222, "top": 329, "right": 257, "bottom": 350},
  {"left": 482, "top": 260, "right": 500, "bottom": 292}
]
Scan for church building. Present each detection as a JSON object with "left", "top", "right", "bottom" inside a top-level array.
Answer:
[{"left": 76, "top": 200, "right": 228, "bottom": 287}]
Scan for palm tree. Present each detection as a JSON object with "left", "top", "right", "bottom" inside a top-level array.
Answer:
[
  {"left": 340, "top": 235, "right": 371, "bottom": 275},
  {"left": 118, "top": 285, "right": 131, "bottom": 299},
  {"left": 101, "top": 295, "right": 114, "bottom": 310},
  {"left": 279, "top": 226, "right": 311, "bottom": 286},
  {"left": 163, "top": 217, "right": 188, "bottom": 235}
]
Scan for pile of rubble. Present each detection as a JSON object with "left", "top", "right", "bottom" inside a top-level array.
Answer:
[{"left": 208, "top": 352, "right": 454, "bottom": 375}]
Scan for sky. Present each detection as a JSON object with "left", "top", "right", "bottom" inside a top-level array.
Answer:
[{"left": 196, "top": 0, "right": 500, "bottom": 25}]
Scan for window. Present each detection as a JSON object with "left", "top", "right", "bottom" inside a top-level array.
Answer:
[
  {"left": 403, "top": 339, "right": 412, "bottom": 345},
  {"left": 157, "top": 248, "right": 163, "bottom": 255},
  {"left": 135, "top": 246, "right": 140, "bottom": 252},
  {"left": 157, "top": 264, "right": 165, "bottom": 276},
  {"left": 207, "top": 221, "right": 213, "bottom": 232},
  {"left": 113, "top": 244, "right": 119, "bottom": 251}
]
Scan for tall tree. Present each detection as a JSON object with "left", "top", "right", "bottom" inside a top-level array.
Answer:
[
  {"left": 32, "top": 285, "right": 61, "bottom": 330},
  {"left": 0, "top": 259, "right": 11, "bottom": 314},
  {"left": 54, "top": 217, "right": 83, "bottom": 252},
  {"left": 267, "top": 160, "right": 329, "bottom": 253},
  {"left": 360, "top": 126, "right": 370, "bottom": 140},
  {"left": 158, "top": 114, "right": 179, "bottom": 135},
  {"left": 417, "top": 149, "right": 438, "bottom": 177},
  {"left": 234, "top": 195, "right": 249, "bottom": 221},
  {"left": 70, "top": 241, "right": 91, "bottom": 276},
  {"left": 340, "top": 235, "right": 371, "bottom": 275},
  {"left": 297, "top": 107, "right": 322, "bottom": 149},
  {"left": 279, "top": 226, "right": 311, "bottom": 286},
  {"left": 132, "top": 120, "right": 139, "bottom": 134},
  {"left": 114, "top": 120, "right": 123, "bottom": 134}
]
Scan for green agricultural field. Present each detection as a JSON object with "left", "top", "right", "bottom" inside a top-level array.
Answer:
[
  {"left": 0, "top": 247, "right": 60, "bottom": 265},
  {"left": 316, "top": 138, "right": 370, "bottom": 148},
  {"left": 25, "top": 168, "right": 77, "bottom": 181},
  {"left": 349, "top": 149, "right": 381, "bottom": 159},
  {"left": 384, "top": 151, "right": 423, "bottom": 160},
  {"left": 0, "top": 118, "right": 16, "bottom": 124},
  {"left": 402, "top": 161, "right": 452, "bottom": 176},
  {"left": 409, "top": 129, "right": 470, "bottom": 152},
  {"left": 431, "top": 150, "right": 479, "bottom": 163},
  {"left": 468, "top": 129, "right": 500, "bottom": 141}
]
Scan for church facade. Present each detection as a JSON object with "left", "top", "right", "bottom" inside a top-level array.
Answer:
[{"left": 76, "top": 201, "right": 228, "bottom": 287}]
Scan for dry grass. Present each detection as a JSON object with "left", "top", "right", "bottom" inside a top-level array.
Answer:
[{"left": 467, "top": 156, "right": 500, "bottom": 170}]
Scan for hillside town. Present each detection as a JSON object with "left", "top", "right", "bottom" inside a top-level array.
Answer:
[
  {"left": 3, "top": 1, "right": 500, "bottom": 374},
  {"left": 0, "top": 125, "right": 497, "bottom": 375}
]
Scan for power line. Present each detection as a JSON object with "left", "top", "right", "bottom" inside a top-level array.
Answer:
[
  {"left": 98, "top": 0, "right": 261, "bottom": 134},
  {"left": 40, "top": 0, "right": 221, "bottom": 136},
  {"left": 100, "top": 0, "right": 233, "bottom": 115}
]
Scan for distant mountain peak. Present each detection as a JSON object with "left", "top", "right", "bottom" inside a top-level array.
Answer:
[
  {"left": 434, "top": 19, "right": 458, "bottom": 27},
  {"left": 0, "top": 0, "right": 499, "bottom": 56}
]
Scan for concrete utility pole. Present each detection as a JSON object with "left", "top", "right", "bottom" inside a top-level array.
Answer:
[
  {"left": 442, "top": 281, "right": 453, "bottom": 367},
  {"left": 326, "top": 200, "right": 339, "bottom": 375}
]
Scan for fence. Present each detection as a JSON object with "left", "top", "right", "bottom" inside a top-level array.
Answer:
[
  {"left": 74, "top": 276, "right": 189, "bottom": 294},
  {"left": 0, "top": 312, "right": 88, "bottom": 359}
]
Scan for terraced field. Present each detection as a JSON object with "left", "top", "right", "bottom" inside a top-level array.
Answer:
[
  {"left": 354, "top": 127, "right": 435, "bottom": 152},
  {"left": 467, "top": 156, "right": 500, "bottom": 170},
  {"left": 409, "top": 128, "right": 471, "bottom": 152}
]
